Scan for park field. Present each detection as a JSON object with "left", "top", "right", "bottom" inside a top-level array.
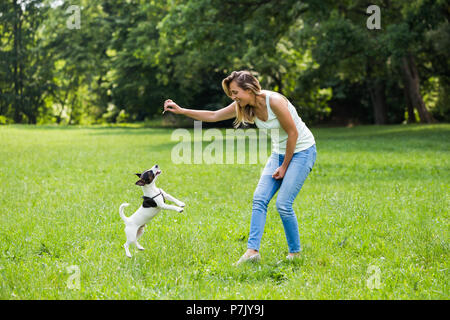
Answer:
[{"left": 0, "top": 124, "right": 448, "bottom": 299}]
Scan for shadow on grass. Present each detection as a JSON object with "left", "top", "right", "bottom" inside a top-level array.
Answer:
[
  {"left": 314, "top": 124, "right": 450, "bottom": 141},
  {"left": 223, "top": 259, "right": 304, "bottom": 284},
  {"left": 4, "top": 124, "right": 449, "bottom": 155},
  {"left": 6, "top": 123, "right": 449, "bottom": 139},
  {"left": 310, "top": 162, "right": 448, "bottom": 182},
  {"left": 4, "top": 124, "right": 174, "bottom": 134}
]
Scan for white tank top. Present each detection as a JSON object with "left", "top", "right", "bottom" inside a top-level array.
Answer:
[{"left": 253, "top": 91, "right": 315, "bottom": 154}]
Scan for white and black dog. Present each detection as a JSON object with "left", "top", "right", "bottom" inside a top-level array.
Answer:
[{"left": 119, "top": 164, "right": 185, "bottom": 258}]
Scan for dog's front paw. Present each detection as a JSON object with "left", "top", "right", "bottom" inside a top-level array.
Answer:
[
  {"left": 177, "top": 207, "right": 184, "bottom": 213},
  {"left": 178, "top": 202, "right": 186, "bottom": 208}
]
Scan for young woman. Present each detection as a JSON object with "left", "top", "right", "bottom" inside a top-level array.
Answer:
[{"left": 163, "top": 70, "right": 316, "bottom": 264}]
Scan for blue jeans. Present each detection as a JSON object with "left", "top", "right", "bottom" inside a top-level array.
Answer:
[{"left": 248, "top": 144, "right": 317, "bottom": 253}]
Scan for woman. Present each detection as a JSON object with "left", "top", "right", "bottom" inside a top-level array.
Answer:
[{"left": 163, "top": 70, "right": 316, "bottom": 264}]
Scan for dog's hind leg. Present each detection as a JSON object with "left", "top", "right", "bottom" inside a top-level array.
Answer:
[
  {"left": 123, "top": 241, "right": 132, "bottom": 258},
  {"left": 135, "top": 225, "right": 146, "bottom": 251},
  {"left": 124, "top": 226, "right": 138, "bottom": 258}
]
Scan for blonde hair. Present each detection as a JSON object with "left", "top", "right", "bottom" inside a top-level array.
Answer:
[{"left": 222, "top": 70, "right": 262, "bottom": 128}]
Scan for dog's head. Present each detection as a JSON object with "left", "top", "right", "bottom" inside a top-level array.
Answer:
[{"left": 135, "top": 164, "right": 161, "bottom": 186}]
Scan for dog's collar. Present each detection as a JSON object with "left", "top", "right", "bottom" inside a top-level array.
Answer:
[{"left": 142, "top": 189, "right": 165, "bottom": 208}]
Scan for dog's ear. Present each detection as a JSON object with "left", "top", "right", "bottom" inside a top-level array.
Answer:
[
  {"left": 135, "top": 179, "right": 146, "bottom": 186},
  {"left": 135, "top": 173, "right": 142, "bottom": 178}
]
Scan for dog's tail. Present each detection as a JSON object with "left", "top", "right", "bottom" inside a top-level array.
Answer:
[{"left": 119, "top": 203, "right": 130, "bottom": 223}]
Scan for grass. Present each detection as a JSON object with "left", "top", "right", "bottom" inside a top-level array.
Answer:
[{"left": 0, "top": 123, "right": 448, "bottom": 299}]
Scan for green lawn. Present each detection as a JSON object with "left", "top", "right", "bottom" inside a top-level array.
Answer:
[{"left": 0, "top": 124, "right": 448, "bottom": 299}]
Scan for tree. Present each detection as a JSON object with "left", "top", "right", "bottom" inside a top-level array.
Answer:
[
  {"left": 294, "top": 0, "right": 447, "bottom": 124},
  {"left": 0, "top": 0, "right": 51, "bottom": 123},
  {"left": 155, "top": 0, "right": 307, "bottom": 98},
  {"left": 1, "top": 0, "right": 447, "bottom": 125}
]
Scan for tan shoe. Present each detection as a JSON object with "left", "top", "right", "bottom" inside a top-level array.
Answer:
[{"left": 233, "top": 252, "right": 261, "bottom": 266}]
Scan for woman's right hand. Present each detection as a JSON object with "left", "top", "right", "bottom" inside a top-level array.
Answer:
[{"left": 163, "top": 99, "right": 184, "bottom": 115}]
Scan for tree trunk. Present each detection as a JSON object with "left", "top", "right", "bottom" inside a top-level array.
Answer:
[
  {"left": 401, "top": 53, "right": 435, "bottom": 123},
  {"left": 369, "top": 79, "right": 388, "bottom": 124},
  {"left": 18, "top": 7, "right": 26, "bottom": 123},
  {"left": 366, "top": 60, "right": 388, "bottom": 125},
  {"left": 67, "top": 93, "right": 77, "bottom": 125},
  {"left": 12, "top": 0, "right": 21, "bottom": 123},
  {"left": 404, "top": 85, "right": 416, "bottom": 123},
  {"left": 275, "top": 73, "right": 283, "bottom": 94}
]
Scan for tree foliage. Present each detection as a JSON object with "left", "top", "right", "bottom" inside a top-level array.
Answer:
[{"left": 0, "top": 0, "right": 448, "bottom": 125}]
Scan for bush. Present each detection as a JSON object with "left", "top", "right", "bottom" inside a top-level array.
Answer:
[
  {"left": 116, "top": 109, "right": 130, "bottom": 123},
  {"left": 0, "top": 115, "right": 13, "bottom": 125}
]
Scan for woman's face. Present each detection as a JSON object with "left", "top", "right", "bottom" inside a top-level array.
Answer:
[{"left": 229, "top": 81, "right": 253, "bottom": 107}]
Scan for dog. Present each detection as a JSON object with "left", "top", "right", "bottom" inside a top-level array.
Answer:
[{"left": 119, "top": 164, "right": 185, "bottom": 258}]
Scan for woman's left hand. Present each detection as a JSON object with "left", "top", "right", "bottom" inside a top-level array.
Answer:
[{"left": 272, "top": 166, "right": 286, "bottom": 180}]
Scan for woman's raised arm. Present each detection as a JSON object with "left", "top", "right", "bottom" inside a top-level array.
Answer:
[{"left": 163, "top": 100, "right": 236, "bottom": 123}]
